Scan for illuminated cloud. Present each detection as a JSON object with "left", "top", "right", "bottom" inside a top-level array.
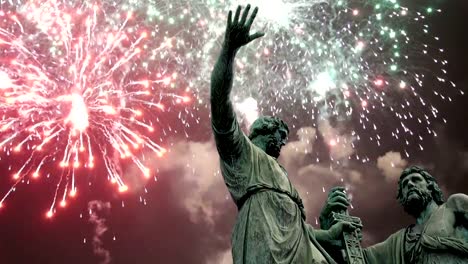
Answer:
[{"left": 377, "top": 151, "right": 408, "bottom": 181}]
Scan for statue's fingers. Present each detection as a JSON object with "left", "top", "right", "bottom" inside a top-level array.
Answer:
[
  {"left": 246, "top": 7, "right": 258, "bottom": 29},
  {"left": 330, "top": 186, "right": 346, "bottom": 192},
  {"left": 249, "top": 32, "right": 265, "bottom": 42},
  {"left": 350, "top": 223, "right": 359, "bottom": 232},
  {"left": 352, "top": 222, "right": 363, "bottom": 229},
  {"left": 227, "top": 11, "right": 232, "bottom": 28},
  {"left": 329, "top": 191, "right": 349, "bottom": 201},
  {"left": 328, "top": 192, "right": 349, "bottom": 204},
  {"left": 340, "top": 222, "right": 359, "bottom": 232},
  {"left": 329, "top": 202, "right": 348, "bottom": 211},
  {"left": 330, "top": 196, "right": 350, "bottom": 206},
  {"left": 328, "top": 186, "right": 346, "bottom": 197},
  {"left": 240, "top": 4, "right": 251, "bottom": 25},
  {"left": 345, "top": 222, "right": 363, "bottom": 233},
  {"left": 334, "top": 221, "right": 349, "bottom": 233},
  {"left": 233, "top": 5, "right": 241, "bottom": 24},
  {"left": 329, "top": 195, "right": 345, "bottom": 202}
]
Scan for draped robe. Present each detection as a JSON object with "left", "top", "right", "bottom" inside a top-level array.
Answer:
[
  {"left": 213, "top": 119, "right": 336, "bottom": 264},
  {"left": 364, "top": 194, "right": 468, "bottom": 264}
]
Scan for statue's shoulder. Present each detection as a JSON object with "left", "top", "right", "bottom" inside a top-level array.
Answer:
[
  {"left": 383, "top": 227, "right": 407, "bottom": 241},
  {"left": 392, "top": 227, "right": 407, "bottom": 237},
  {"left": 367, "top": 228, "right": 406, "bottom": 250},
  {"left": 446, "top": 193, "right": 468, "bottom": 212}
]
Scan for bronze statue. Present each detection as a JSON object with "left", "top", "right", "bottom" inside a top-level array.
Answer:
[
  {"left": 321, "top": 166, "right": 468, "bottom": 263},
  {"left": 210, "top": 4, "right": 358, "bottom": 264}
]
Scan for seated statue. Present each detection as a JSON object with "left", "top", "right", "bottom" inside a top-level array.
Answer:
[{"left": 320, "top": 166, "right": 468, "bottom": 263}]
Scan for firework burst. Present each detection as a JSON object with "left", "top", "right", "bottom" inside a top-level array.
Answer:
[
  {"left": 0, "top": 0, "right": 191, "bottom": 216},
  {"left": 188, "top": 0, "right": 461, "bottom": 163},
  {"left": 0, "top": 0, "right": 462, "bottom": 215}
]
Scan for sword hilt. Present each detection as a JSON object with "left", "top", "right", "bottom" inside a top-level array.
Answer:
[{"left": 331, "top": 211, "right": 365, "bottom": 264}]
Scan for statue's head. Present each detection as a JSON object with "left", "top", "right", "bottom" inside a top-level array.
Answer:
[
  {"left": 248, "top": 116, "right": 289, "bottom": 159},
  {"left": 397, "top": 166, "right": 444, "bottom": 218}
]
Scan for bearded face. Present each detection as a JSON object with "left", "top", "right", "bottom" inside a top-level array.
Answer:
[
  {"left": 400, "top": 187, "right": 433, "bottom": 217},
  {"left": 399, "top": 173, "right": 434, "bottom": 218},
  {"left": 264, "top": 128, "right": 288, "bottom": 159}
]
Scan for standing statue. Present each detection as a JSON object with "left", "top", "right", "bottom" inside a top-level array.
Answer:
[
  {"left": 320, "top": 166, "right": 468, "bottom": 263},
  {"left": 210, "top": 4, "right": 359, "bottom": 264}
]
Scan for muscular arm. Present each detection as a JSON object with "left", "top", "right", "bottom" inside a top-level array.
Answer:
[
  {"left": 210, "top": 45, "right": 237, "bottom": 133},
  {"left": 210, "top": 44, "right": 244, "bottom": 161},
  {"left": 363, "top": 229, "right": 406, "bottom": 264},
  {"left": 210, "top": 5, "right": 263, "bottom": 162},
  {"left": 313, "top": 227, "right": 346, "bottom": 263},
  {"left": 311, "top": 227, "right": 342, "bottom": 248}
]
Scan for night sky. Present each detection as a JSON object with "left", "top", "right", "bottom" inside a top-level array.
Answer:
[{"left": 1, "top": 0, "right": 468, "bottom": 263}]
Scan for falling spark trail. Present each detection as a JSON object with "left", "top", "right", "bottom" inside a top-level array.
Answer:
[{"left": 0, "top": 0, "right": 459, "bottom": 214}]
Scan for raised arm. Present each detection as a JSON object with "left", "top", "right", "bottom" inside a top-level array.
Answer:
[
  {"left": 210, "top": 5, "right": 264, "bottom": 160},
  {"left": 317, "top": 187, "right": 354, "bottom": 263}
]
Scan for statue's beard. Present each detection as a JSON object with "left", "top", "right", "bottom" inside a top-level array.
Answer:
[
  {"left": 265, "top": 137, "right": 281, "bottom": 158},
  {"left": 401, "top": 188, "right": 433, "bottom": 218}
]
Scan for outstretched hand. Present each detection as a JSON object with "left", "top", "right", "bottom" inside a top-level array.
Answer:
[
  {"left": 328, "top": 221, "right": 362, "bottom": 240},
  {"left": 320, "top": 187, "right": 350, "bottom": 229},
  {"left": 311, "top": 218, "right": 362, "bottom": 249},
  {"left": 224, "top": 5, "right": 264, "bottom": 53}
]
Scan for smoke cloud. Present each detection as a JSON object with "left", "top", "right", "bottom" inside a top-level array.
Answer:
[
  {"left": 88, "top": 200, "right": 112, "bottom": 264},
  {"left": 377, "top": 151, "right": 408, "bottom": 181}
]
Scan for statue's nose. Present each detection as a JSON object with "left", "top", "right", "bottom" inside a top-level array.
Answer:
[
  {"left": 280, "top": 139, "right": 286, "bottom": 146},
  {"left": 406, "top": 181, "right": 417, "bottom": 191}
]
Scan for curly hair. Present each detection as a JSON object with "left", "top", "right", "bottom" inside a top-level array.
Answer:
[
  {"left": 248, "top": 116, "right": 289, "bottom": 140},
  {"left": 396, "top": 166, "right": 444, "bottom": 205}
]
